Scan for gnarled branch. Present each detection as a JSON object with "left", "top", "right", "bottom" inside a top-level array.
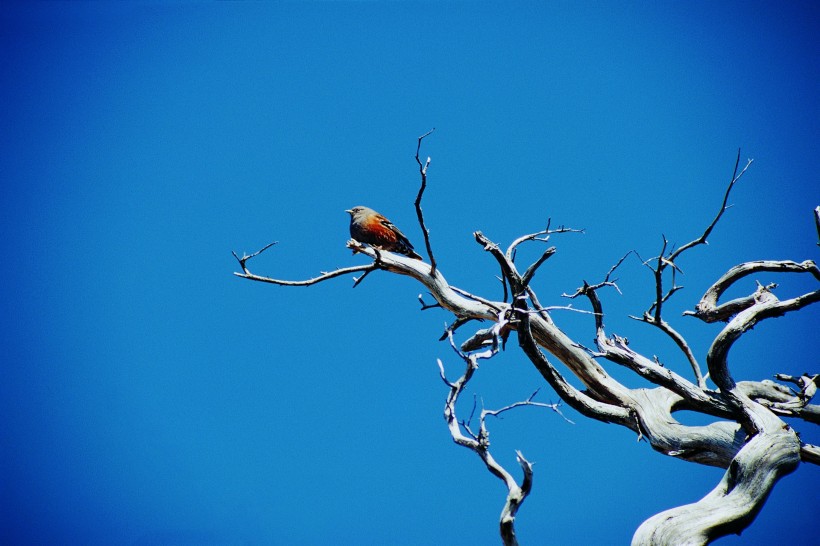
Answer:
[
  {"left": 438, "top": 323, "right": 547, "bottom": 546},
  {"left": 233, "top": 144, "right": 818, "bottom": 545}
]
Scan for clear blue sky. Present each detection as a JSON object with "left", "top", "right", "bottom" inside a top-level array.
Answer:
[{"left": 2, "top": 2, "right": 818, "bottom": 545}]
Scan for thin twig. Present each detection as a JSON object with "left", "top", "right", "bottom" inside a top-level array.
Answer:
[
  {"left": 418, "top": 294, "right": 443, "bottom": 311},
  {"left": 634, "top": 152, "right": 753, "bottom": 383},
  {"left": 505, "top": 220, "right": 584, "bottom": 261},
  {"left": 415, "top": 129, "right": 437, "bottom": 274},
  {"left": 668, "top": 150, "right": 753, "bottom": 264},
  {"left": 232, "top": 242, "right": 376, "bottom": 286},
  {"left": 629, "top": 313, "right": 705, "bottom": 388},
  {"left": 231, "top": 241, "right": 278, "bottom": 273},
  {"left": 483, "top": 391, "right": 575, "bottom": 425}
]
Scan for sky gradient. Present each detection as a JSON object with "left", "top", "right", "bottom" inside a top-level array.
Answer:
[{"left": 2, "top": 2, "right": 818, "bottom": 545}]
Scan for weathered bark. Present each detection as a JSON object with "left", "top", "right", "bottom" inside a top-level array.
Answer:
[
  {"left": 233, "top": 146, "right": 819, "bottom": 544},
  {"left": 632, "top": 415, "right": 800, "bottom": 545}
]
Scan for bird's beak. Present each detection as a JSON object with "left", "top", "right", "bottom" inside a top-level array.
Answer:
[{"left": 344, "top": 209, "right": 353, "bottom": 214}]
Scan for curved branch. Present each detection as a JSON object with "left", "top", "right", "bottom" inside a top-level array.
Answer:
[
  {"left": 739, "top": 380, "right": 820, "bottom": 424},
  {"left": 414, "top": 128, "right": 437, "bottom": 273},
  {"left": 637, "top": 315, "right": 704, "bottom": 388},
  {"left": 232, "top": 243, "right": 377, "bottom": 286},
  {"left": 707, "top": 287, "right": 820, "bottom": 394},
  {"left": 438, "top": 328, "right": 538, "bottom": 546},
  {"left": 814, "top": 206, "right": 820, "bottom": 247},
  {"left": 686, "top": 260, "right": 820, "bottom": 322},
  {"left": 500, "top": 452, "right": 534, "bottom": 546},
  {"left": 520, "top": 246, "right": 556, "bottom": 288},
  {"left": 633, "top": 154, "right": 752, "bottom": 384},
  {"left": 475, "top": 231, "right": 523, "bottom": 291},
  {"left": 504, "top": 220, "right": 583, "bottom": 262},
  {"left": 668, "top": 151, "right": 753, "bottom": 264},
  {"left": 516, "top": 309, "right": 632, "bottom": 425},
  {"left": 346, "top": 240, "right": 502, "bottom": 319},
  {"left": 571, "top": 282, "right": 715, "bottom": 412},
  {"left": 632, "top": 418, "right": 800, "bottom": 545},
  {"left": 633, "top": 388, "right": 746, "bottom": 467},
  {"left": 233, "top": 265, "right": 376, "bottom": 286}
]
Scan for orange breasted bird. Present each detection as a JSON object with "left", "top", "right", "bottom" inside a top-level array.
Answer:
[{"left": 345, "top": 206, "right": 423, "bottom": 260}]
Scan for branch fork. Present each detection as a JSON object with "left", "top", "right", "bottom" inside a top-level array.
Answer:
[{"left": 233, "top": 144, "right": 820, "bottom": 545}]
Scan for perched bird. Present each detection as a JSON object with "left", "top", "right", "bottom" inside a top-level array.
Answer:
[{"left": 345, "top": 205, "right": 423, "bottom": 260}]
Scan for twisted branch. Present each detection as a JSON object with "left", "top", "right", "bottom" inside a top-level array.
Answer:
[
  {"left": 438, "top": 323, "right": 542, "bottom": 546},
  {"left": 233, "top": 144, "right": 819, "bottom": 545}
]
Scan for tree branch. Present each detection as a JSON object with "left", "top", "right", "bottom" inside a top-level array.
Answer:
[
  {"left": 516, "top": 308, "right": 632, "bottom": 425},
  {"left": 414, "top": 128, "right": 437, "bottom": 274},
  {"left": 703, "top": 279, "right": 820, "bottom": 438},
  {"left": 232, "top": 242, "right": 377, "bottom": 286},
  {"left": 504, "top": 219, "right": 583, "bottom": 262},
  {"left": 632, "top": 419, "right": 800, "bottom": 545},
  {"left": 685, "top": 260, "right": 820, "bottom": 323},
  {"left": 577, "top": 283, "right": 734, "bottom": 419},
  {"left": 233, "top": 145, "right": 817, "bottom": 545},
  {"left": 633, "top": 153, "right": 753, "bottom": 385},
  {"left": 668, "top": 150, "right": 753, "bottom": 264},
  {"left": 438, "top": 325, "right": 541, "bottom": 546},
  {"left": 814, "top": 206, "right": 820, "bottom": 247},
  {"left": 520, "top": 247, "right": 556, "bottom": 289},
  {"left": 631, "top": 313, "right": 705, "bottom": 388}
]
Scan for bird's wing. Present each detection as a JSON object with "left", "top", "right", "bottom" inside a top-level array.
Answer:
[{"left": 378, "top": 216, "right": 415, "bottom": 249}]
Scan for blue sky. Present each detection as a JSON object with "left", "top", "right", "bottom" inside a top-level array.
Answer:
[{"left": 2, "top": 2, "right": 818, "bottom": 544}]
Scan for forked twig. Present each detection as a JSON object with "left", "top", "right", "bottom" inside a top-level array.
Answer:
[{"left": 232, "top": 241, "right": 376, "bottom": 287}]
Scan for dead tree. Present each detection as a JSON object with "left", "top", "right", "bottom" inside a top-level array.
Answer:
[{"left": 233, "top": 134, "right": 820, "bottom": 546}]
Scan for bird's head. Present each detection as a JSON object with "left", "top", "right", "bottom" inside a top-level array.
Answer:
[{"left": 345, "top": 206, "right": 373, "bottom": 219}]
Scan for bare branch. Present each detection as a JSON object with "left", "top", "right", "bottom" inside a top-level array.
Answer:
[
  {"left": 801, "top": 443, "right": 820, "bottom": 465},
  {"left": 668, "top": 150, "right": 754, "bottom": 264},
  {"left": 498, "top": 272, "right": 509, "bottom": 303},
  {"left": 475, "top": 231, "right": 523, "bottom": 291},
  {"left": 773, "top": 373, "right": 819, "bottom": 403},
  {"left": 579, "top": 283, "right": 731, "bottom": 417},
  {"left": 499, "top": 451, "right": 534, "bottom": 546},
  {"left": 439, "top": 317, "right": 481, "bottom": 342},
  {"left": 438, "top": 326, "right": 537, "bottom": 546},
  {"left": 233, "top": 264, "right": 377, "bottom": 287},
  {"left": 505, "top": 219, "right": 583, "bottom": 261},
  {"left": 630, "top": 314, "right": 705, "bottom": 388},
  {"left": 436, "top": 358, "right": 455, "bottom": 389},
  {"left": 418, "top": 293, "right": 442, "bottom": 311},
  {"left": 628, "top": 155, "right": 754, "bottom": 386},
  {"left": 515, "top": 307, "right": 632, "bottom": 424},
  {"left": 232, "top": 242, "right": 377, "bottom": 286},
  {"left": 686, "top": 260, "right": 820, "bottom": 322},
  {"left": 414, "top": 128, "right": 437, "bottom": 274},
  {"left": 451, "top": 286, "right": 505, "bottom": 313},
  {"left": 483, "top": 391, "right": 575, "bottom": 425},
  {"left": 814, "top": 206, "right": 820, "bottom": 247},
  {"left": 520, "top": 246, "right": 557, "bottom": 288},
  {"left": 706, "top": 284, "right": 820, "bottom": 434},
  {"left": 738, "top": 380, "right": 820, "bottom": 424},
  {"left": 652, "top": 235, "right": 669, "bottom": 322},
  {"left": 231, "top": 241, "right": 278, "bottom": 274}
]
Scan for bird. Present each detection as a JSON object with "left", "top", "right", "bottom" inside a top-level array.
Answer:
[{"left": 345, "top": 206, "right": 423, "bottom": 260}]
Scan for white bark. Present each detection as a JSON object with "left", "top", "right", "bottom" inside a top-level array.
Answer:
[{"left": 232, "top": 148, "right": 819, "bottom": 544}]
